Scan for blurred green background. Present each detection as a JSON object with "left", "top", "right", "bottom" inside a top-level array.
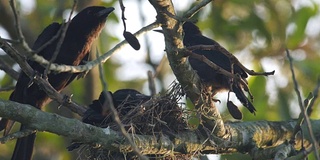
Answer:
[{"left": 0, "top": 0, "right": 319, "bottom": 159}]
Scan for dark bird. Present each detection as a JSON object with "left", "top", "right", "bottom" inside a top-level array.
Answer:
[
  {"left": 183, "top": 22, "right": 256, "bottom": 119},
  {"left": 0, "top": 6, "right": 114, "bottom": 160},
  {"left": 82, "top": 89, "right": 151, "bottom": 126},
  {"left": 68, "top": 89, "right": 151, "bottom": 151}
]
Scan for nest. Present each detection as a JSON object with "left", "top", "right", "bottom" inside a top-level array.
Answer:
[
  {"left": 73, "top": 82, "right": 189, "bottom": 159},
  {"left": 107, "top": 82, "right": 186, "bottom": 135}
]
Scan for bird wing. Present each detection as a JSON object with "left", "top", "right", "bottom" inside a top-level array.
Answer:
[
  {"left": 32, "top": 22, "right": 61, "bottom": 50},
  {"left": 189, "top": 34, "right": 248, "bottom": 78},
  {"left": 64, "top": 52, "right": 90, "bottom": 86},
  {"left": 11, "top": 22, "right": 62, "bottom": 103},
  {"left": 2, "top": 23, "right": 62, "bottom": 135}
]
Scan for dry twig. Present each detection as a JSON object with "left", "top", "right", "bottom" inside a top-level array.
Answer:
[{"left": 286, "top": 49, "right": 319, "bottom": 159}]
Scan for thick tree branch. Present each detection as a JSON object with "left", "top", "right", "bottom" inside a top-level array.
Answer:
[
  {"left": 148, "top": 0, "right": 225, "bottom": 137},
  {"left": 0, "top": 99, "right": 319, "bottom": 158}
]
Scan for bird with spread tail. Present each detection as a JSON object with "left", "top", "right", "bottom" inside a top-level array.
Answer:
[
  {"left": 0, "top": 6, "right": 114, "bottom": 160},
  {"left": 182, "top": 22, "right": 256, "bottom": 119}
]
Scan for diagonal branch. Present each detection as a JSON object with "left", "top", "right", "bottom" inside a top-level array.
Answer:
[
  {"left": 0, "top": 37, "right": 86, "bottom": 115},
  {"left": 0, "top": 57, "right": 19, "bottom": 80},
  {"left": 186, "top": 45, "right": 275, "bottom": 76},
  {"left": 9, "top": 0, "right": 32, "bottom": 52},
  {"left": 29, "top": 22, "right": 160, "bottom": 74},
  {"left": 286, "top": 49, "right": 320, "bottom": 159}
]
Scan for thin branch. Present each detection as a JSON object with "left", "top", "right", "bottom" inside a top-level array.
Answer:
[
  {"left": 183, "top": 48, "right": 249, "bottom": 91},
  {"left": 119, "top": 0, "right": 127, "bottom": 31},
  {"left": 285, "top": 146, "right": 314, "bottom": 160},
  {"left": 160, "top": 0, "right": 213, "bottom": 23},
  {"left": 44, "top": 1, "right": 77, "bottom": 76},
  {"left": 148, "top": 70, "right": 156, "bottom": 96},
  {"left": 286, "top": 49, "right": 320, "bottom": 159},
  {"left": 104, "top": 91, "right": 148, "bottom": 160},
  {"left": 1, "top": 38, "right": 20, "bottom": 44},
  {"left": 96, "top": 47, "right": 147, "bottom": 159},
  {"left": 187, "top": 45, "right": 275, "bottom": 76},
  {"left": 0, "top": 129, "right": 35, "bottom": 143},
  {"left": 30, "top": 21, "right": 161, "bottom": 73},
  {"left": 33, "top": 26, "right": 63, "bottom": 54},
  {"left": 291, "top": 93, "right": 313, "bottom": 141},
  {"left": 0, "top": 38, "right": 86, "bottom": 116},
  {"left": 97, "top": 49, "right": 108, "bottom": 92},
  {"left": 0, "top": 86, "right": 15, "bottom": 92},
  {"left": 9, "top": 0, "right": 32, "bottom": 52},
  {"left": 183, "top": 0, "right": 213, "bottom": 19},
  {"left": 307, "top": 77, "right": 320, "bottom": 116},
  {"left": 43, "top": 22, "right": 69, "bottom": 76},
  {"left": 0, "top": 57, "right": 19, "bottom": 80}
]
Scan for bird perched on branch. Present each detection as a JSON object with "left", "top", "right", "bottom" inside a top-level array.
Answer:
[
  {"left": 0, "top": 6, "right": 114, "bottom": 160},
  {"left": 183, "top": 22, "right": 255, "bottom": 119}
]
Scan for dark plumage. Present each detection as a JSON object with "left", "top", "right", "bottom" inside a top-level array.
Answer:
[
  {"left": 82, "top": 89, "right": 151, "bottom": 126},
  {"left": 0, "top": 6, "right": 114, "bottom": 160},
  {"left": 68, "top": 89, "right": 151, "bottom": 151},
  {"left": 183, "top": 22, "right": 256, "bottom": 118}
]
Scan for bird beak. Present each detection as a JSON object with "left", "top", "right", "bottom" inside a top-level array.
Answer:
[
  {"left": 153, "top": 29, "right": 163, "bottom": 34},
  {"left": 97, "top": 7, "right": 115, "bottom": 17}
]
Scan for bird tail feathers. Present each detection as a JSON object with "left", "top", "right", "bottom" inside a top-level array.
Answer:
[{"left": 232, "top": 85, "right": 256, "bottom": 114}]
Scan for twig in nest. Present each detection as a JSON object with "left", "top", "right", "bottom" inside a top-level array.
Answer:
[{"left": 103, "top": 91, "right": 148, "bottom": 160}]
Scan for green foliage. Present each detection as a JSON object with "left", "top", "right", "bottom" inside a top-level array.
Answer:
[{"left": 287, "top": 5, "right": 318, "bottom": 48}]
